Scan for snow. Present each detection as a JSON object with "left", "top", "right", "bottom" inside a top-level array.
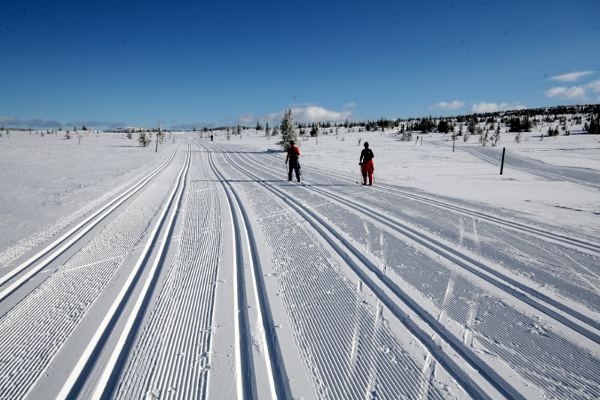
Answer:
[
  {"left": 230, "top": 128, "right": 600, "bottom": 237},
  {"left": 0, "top": 132, "right": 175, "bottom": 268},
  {"left": 0, "top": 128, "right": 599, "bottom": 399}
]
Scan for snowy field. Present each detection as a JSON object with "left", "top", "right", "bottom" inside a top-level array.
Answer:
[{"left": 0, "top": 129, "right": 599, "bottom": 399}]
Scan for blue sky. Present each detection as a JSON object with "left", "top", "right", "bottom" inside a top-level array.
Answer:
[{"left": 1, "top": 0, "right": 599, "bottom": 129}]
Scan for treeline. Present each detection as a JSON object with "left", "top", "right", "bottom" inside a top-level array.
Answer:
[{"left": 192, "top": 103, "right": 600, "bottom": 135}]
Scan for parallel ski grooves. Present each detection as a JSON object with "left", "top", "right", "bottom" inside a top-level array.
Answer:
[
  {"left": 112, "top": 147, "right": 222, "bottom": 399},
  {"left": 228, "top": 145, "right": 600, "bottom": 400},
  {"left": 235, "top": 148, "right": 600, "bottom": 338},
  {"left": 0, "top": 149, "right": 184, "bottom": 400},
  {"left": 251, "top": 144, "right": 600, "bottom": 255},
  {"left": 207, "top": 145, "right": 290, "bottom": 399},
  {"left": 216, "top": 145, "right": 519, "bottom": 400},
  {"left": 205, "top": 144, "right": 451, "bottom": 400},
  {"left": 56, "top": 145, "right": 191, "bottom": 400},
  {"left": 0, "top": 148, "right": 177, "bottom": 302}
]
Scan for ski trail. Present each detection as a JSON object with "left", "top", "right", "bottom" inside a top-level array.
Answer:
[
  {"left": 0, "top": 149, "right": 185, "bottom": 399},
  {"left": 256, "top": 143, "right": 600, "bottom": 255},
  {"left": 57, "top": 146, "right": 191, "bottom": 400},
  {"left": 112, "top": 148, "right": 222, "bottom": 400},
  {"left": 226, "top": 144, "right": 600, "bottom": 399},
  {"left": 208, "top": 145, "right": 447, "bottom": 400}
]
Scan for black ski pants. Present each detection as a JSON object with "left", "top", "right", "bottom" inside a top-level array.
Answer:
[{"left": 288, "top": 160, "right": 300, "bottom": 182}]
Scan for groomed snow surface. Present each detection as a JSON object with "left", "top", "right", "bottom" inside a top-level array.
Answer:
[{"left": 0, "top": 129, "right": 599, "bottom": 399}]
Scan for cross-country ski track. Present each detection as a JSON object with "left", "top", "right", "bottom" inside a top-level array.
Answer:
[{"left": 1, "top": 138, "right": 599, "bottom": 399}]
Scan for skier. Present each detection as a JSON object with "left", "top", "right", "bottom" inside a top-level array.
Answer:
[
  {"left": 359, "top": 142, "right": 374, "bottom": 185},
  {"left": 210, "top": 134, "right": 214, "bottom": 141},
  {"left": 285, "top": 140, "right": 301, "bottom": 182}
]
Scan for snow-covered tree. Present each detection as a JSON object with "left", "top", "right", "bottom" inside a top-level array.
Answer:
[
  {"left": 138, "top": 132, "right": 151, "bottom": 147},
  {"left": 265, "top": 122, "right": 270, "bottom": 138},
  {"left": 280, "top": 108, "right": 297, "bottom": 150},
  {"left": 310, "top": 123, "right": 320, "bottom": 144},
  {"left": 480, "top": 131, "right": 488, "bottom": 146}
]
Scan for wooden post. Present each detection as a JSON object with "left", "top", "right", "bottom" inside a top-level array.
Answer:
[
  {"left": 452, "top": 136, "right": 456, "bottom": 152},
  {"left": 500, "top": 147, "right": 506, "bottom": 175}
]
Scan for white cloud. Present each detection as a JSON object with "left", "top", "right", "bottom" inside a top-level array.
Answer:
[
  {"left": 544, "top": 86, "right": 586, "bottom": 99},
  {"left": 238, "top": 114, "right": 256, "bottom": 124},
  {"left": 431, "top": 100, "right": 465, "bottom": 110},
  {"left": 549, "top": 70, "right": 595, "bottom": 82},
  {"left": 471, "top": 102, "right": 526, "bottom": 113},
  {"left": 238, "top": 105, "right": 352, "bottom": 125},
  {"left": 264, "top": 112, "right": 281, "bottom": 122},
  {"left": 343, "top": 101, "right": 357, "bottom": 109},
  {"left": 586, "top": 80, "right": 600, "bottom": 93},
  {"left": 291, "top": 105, "right": 351, "bottom": 123}
]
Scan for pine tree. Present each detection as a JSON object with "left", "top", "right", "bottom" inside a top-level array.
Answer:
[
  {"left": 468, "top": 119, "right": 477, "bottom": 134},
  {"left": 310, "top": 123, "right": 320, "bottom": 144},
  {"left": 256, "top": 121, "right": 263, "bottom": 131},
  {"left": 437, "top": 120, "right": 450, "bottom": 133},
  {"left": 265, "top": 122, "right": 270, "bottom": 137},
  {"left": 280, "top": 108, "right": 297, "bottom": 150},
  {"left": 587, "top": 115, "right": 600, "bottom": 134},
  {"left": 138, "top": 132, "right": 151, "bottom": 147}
]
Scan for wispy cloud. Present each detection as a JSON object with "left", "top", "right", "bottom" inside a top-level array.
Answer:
[
  {"left": 170, "top": 122, "right": 215, "bottom": 130},
  {"left": 238, "top": 114, "right": 258, "bottom": 124},
  {"left": 67, "top": 120, "right": 126, "bottom": 129},
  {"left": 471, "top": 102, "right": 526, "bottom": 113},
  {"left": 431, "top": 100, "right": 464, "bottom": 111},
  {"left": 544, "top": 86, "right": 587, "bottom": 99},
  {"left": 13, "top": 117, "right": 62, "bottom": 128},
  {"left": 0, "top": 116, "right": 18, "bottom": 125},
  {"left": 549, "top": 70, "right": 595, "bottom": 82},
  {"left": 586, "top": 80, "right": 600, "bottom": 93},
  {"left": 0, "top": 116, "right": 127, "bottom": 129}
]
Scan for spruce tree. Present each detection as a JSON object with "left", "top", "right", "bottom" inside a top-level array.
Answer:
[{"left": 280, "top": 108, "right": 297, "bottom": 150}]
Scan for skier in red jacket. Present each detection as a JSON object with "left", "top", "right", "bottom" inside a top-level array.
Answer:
[
  {"left": 285, "top": 140, "right": 301, "bottom": 182},
  {"left": 359, "top": 142, "right": 374, "bottom": 185}
]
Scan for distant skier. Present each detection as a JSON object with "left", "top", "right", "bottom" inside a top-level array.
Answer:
[
  {"left": 359, "top": 142, "right": 374, "bottom": 185},
  {"left": 210, "top": 134, "right": 214, "bottom": 141},
  {"left": 285, "top": 140, "right": 301, "bottom": 182}
]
